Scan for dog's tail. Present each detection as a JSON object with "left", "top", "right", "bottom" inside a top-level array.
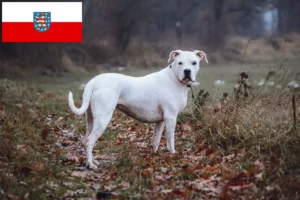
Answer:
[{"left": 68, "top": 81, "right": 94, "bottom": 116}]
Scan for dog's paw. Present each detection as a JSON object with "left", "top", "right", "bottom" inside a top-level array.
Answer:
[
  {"left": 152, "top": 145, "right": 158, "bottom": 153},
  {"left": 170, "top": 149, "right": 176, "bottom": 154},
  {"left": 166, "top": 143, "right": 170, "bottom": 151},
  {"left": 93, "top": 159, "right": 100, "bottom": 166},
  {"left": 86, "top": 162, "right": 98, "bottom": 170}
]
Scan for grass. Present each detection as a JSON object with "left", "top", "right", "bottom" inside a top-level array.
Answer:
[
  {"left": 9, "top": 59, "right": 299, "bottom": 97},
  {"left": 189, "top": 88, "right": 300, "bottom": 164},
  {"left": 0, "top": 63, "right": 300, "bottom": 199}
]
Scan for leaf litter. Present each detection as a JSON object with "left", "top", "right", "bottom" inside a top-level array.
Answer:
[{"left": 0, "top": 81, "right": 299, "bottom": 199}]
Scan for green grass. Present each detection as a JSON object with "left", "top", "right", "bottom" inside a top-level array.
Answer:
[{"left": 12, "top": 60, "right": 300, "bottom": 98}]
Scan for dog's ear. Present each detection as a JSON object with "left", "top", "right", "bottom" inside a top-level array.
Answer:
[
  {"left": 168, "top": 50, "right": 181, "bottom": 63},
  {"left": 194, "top": 50, "right": 208, "bottom": 64}
]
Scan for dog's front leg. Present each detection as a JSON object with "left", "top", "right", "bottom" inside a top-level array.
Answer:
[
  {"left": 164, "top": 116, "right": 176, "bottom": 154},
  {"left": 152, "top": 122, "right": 164, "bottom": 153}
]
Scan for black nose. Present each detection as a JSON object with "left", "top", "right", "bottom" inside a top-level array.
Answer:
[{"left": 184, "top": 69, "right": 191, "bottom": 76}]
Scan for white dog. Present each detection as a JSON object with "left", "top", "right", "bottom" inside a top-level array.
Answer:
[{"left": 68, "top": 50, "right": 208, "bottom": 169}]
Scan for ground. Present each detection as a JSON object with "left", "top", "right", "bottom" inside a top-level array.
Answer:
[{"left": 0, "top": 62, "right": 300, "bottom": 199}]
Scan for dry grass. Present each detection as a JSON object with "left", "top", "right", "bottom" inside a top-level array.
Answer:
[
  {"left": 190, "top": 89, "right": 300, "bottom": 163},
  {"left": 180, "top": 72, "right": 300, "bottom": 187},
  {"left": 177, "top": 72, "right": 300, "bottom": 198}
]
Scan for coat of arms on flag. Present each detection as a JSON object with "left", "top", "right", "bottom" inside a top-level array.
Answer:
[{"left": 33, "top": 12, "right": 51, "bottom": 32}]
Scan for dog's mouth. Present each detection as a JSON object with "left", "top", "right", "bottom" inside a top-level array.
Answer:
[
  {"left": 180, "top": 77, "right": 194, "bottom": 85},
  {"left": 181, "top": 77, "right": 193, "bottom": 82}
]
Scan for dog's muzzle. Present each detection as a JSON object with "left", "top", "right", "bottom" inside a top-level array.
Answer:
[{"left": 182, "top": 69, "right": 192, "bottom": 82}]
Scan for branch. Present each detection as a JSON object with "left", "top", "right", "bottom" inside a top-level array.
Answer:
[{"left": 180, "top": 2, "right": 199, "bottom": 19}]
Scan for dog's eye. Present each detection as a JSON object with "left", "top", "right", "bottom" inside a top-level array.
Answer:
[
  {"left": 178, "top": 62, "right": 183, "bottom": 65},
  {"left": 192, "top": 61, "right": 197, "bottom": 65}
]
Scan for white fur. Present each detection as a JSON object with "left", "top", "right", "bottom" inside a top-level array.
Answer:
[{"left": 68, "top": 50, "right": 208, "bottom": 169}]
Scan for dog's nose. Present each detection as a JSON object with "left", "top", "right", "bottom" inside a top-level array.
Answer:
[{"left": 184, "top": 69, "right": 191, "bottom": 76}]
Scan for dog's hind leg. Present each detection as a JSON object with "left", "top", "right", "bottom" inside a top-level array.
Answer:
[
  {"left": 83, "top": 90, "right": 117, "bottom": 169},
  {"left": 152, "top": 122, "right": 164, "bottom": 153},
  {"left": 83, "top": 106, "right": 100, "bottom": 166},
  {"left": 85, "top": 106, "right": 93, "bottom": 138}
]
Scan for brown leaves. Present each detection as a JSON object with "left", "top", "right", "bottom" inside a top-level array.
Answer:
[
  {"left": 55, "top": 148, "right": 63, "bottom": 154},
  {"left": 252, "top": 122, "right": 259, "bottom": 129},
  {"left": 120, "top": 180, "right": 130, "bottom": 189},
  {"left": 67, "top": 155, "right": 79, "bottom": 163},
  {"left": 142, "top": 169, "right": 152, "bottom": 177},
  {"left": 31, "top": 162, "right": 44, "bottom": 172},
  {"left": 130, "top": 125, "right": 137, "bottom": 131},
  {"left": 41, "top": 128, "right": 49, "bottom": 140},
  {"left": 104, "top": 184, "right": 117, "bottom": 191},
  {"left": 192, "top": 176, "right": 223, "bottom": 194},
  {"left": 61, "top": 140, "right": 72, "bottom": 146},
  {"left": 0, "top": 106, "right": 4, "bottom": 113},
  {"left": 7, "top": 119, "right": 14, "bottom": 127},
  {"left": 91, "top": 183, "right": 101, "bottom": 190},
  {"left": 182, "top": 122, "right": 192, "bottom": 132}
]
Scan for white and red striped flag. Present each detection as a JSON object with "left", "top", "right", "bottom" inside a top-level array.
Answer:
[{"left": 2, "top": 2, "right": 82, "bottom": 42}]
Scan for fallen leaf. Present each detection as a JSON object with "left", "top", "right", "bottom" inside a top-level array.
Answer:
[
  {"left": 61, "top": 141, "right": 72, "bottom": 146},
  {"left": 255, "top": 172, "right": 264, "bottom": 181},
  {"left": 265, "top": 185, "right": 275, "bottom": 191},
  {"left": 161, "top": 189, "right": 172, "bottom": 193},
  {"left": 111, "top": 192, "right": 119, "bottom": 197},
  {"left": 91, "top": 183, "right": 101, "bottom": 190},
  {"left": 120, "top": 180, "right": 130, "bottom": 189},
  {"left": 252, "top": 122, "right": 259, "bottom": 128},
  {"left": 41, "top": 129, "right": 48, "bottom": 140},
  {"left": 182, "top": 122, "right": 192, "bottom": 132},
  {"left": 205, "top": 147, "right": 214, "bottom": 156},
  {"left": 151, "top": 180, "right": 159, "bottom": 187},
  {"left": 7, "top": 119, "right": 14, "bottom": 127},
  {"left": 208, "top": 153, "right": 215, "bottom": 161},
  {"left": 131, "top": 126, "right": 137, "bottom": 131},
  {"left": 104, "top": 184, "right": 116, "bottom": 191},
  {"left": 201, "top": 173, "right": 210, "bottom": 179},
  {"left": 199, "top": 123, "right": 205, "bottom": 129},
  {"left": 244, "top": 167, "right": 259, "bottom": 177},
  {"left": 142, "top": 169, "right": 151, "bottom": 177},
  {"left": 71, "top": 171, "right": 89, "bottom": 178},
  {"left": 74, "top": 189, "right": 86, "bottom": 195},
  {"left": 224, "top": 154, "right": 235, "bottom": 161},
  {"left": 31, "top": 163, "right": 44, "bottom": 172},
  {"left": 56, "top": 148, "right": 63, "bottom": 154},
  {"left": 62, "top": 182, "right": 74, "bottom": 187},
  {"left": 67, "top": 155, "right": 79, "bottom": 163}
]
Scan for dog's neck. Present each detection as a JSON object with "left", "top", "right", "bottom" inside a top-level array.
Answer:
[{"left": 164, "top": 65, "right": 190, "bottom": 91}]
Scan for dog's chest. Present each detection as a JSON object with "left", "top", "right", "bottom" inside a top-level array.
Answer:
[{"left": 116, "top": 104, "right": 163, "bottom": 123}]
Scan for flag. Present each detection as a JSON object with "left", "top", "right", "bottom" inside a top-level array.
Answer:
[{"left": 2, "top": 2, "right": 82, "bottom": 42}]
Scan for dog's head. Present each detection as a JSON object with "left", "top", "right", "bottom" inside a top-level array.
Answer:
[{"left": 168, "top": 50, "right": 208, "bottom": 85}]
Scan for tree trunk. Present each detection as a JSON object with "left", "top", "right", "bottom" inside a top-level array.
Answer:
[
  {"left": 82, "top": 0, "right": 92, "bottom": 40},
  {"left": 175, "top": 0, "right": 182, "bottom": 45},
  {"left": 210, "top": 0, "right": 225, "bottom": 49}
]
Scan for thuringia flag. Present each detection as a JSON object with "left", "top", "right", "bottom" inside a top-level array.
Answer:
[{"left": 2, "top": 2, "right": 82, "bottom": 42}]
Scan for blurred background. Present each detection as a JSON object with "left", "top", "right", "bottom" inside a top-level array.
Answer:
[{"left": 1, "top": 0, "right": 300, "bottom": 78}]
